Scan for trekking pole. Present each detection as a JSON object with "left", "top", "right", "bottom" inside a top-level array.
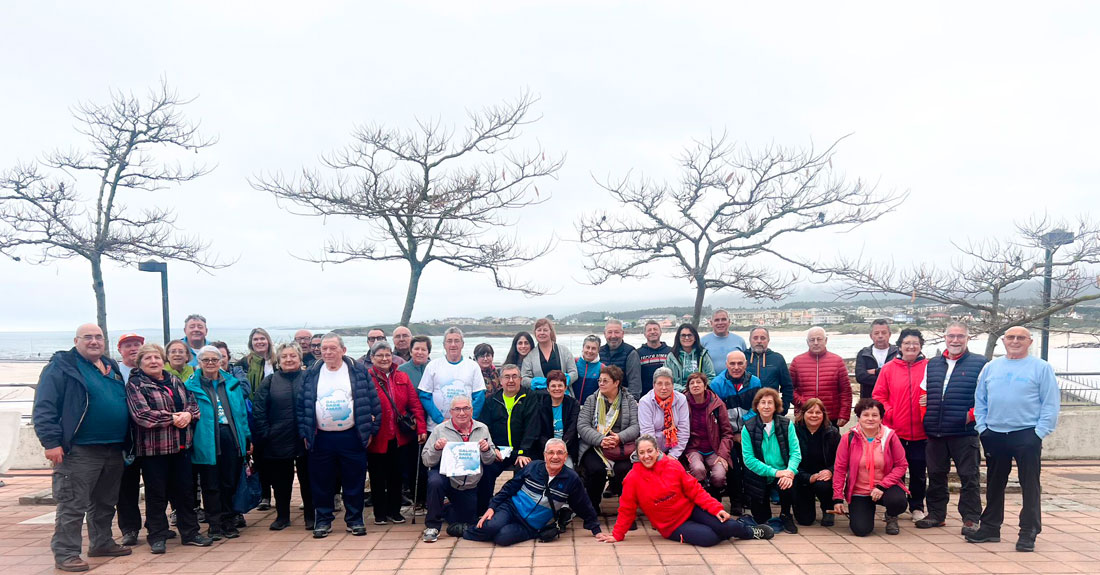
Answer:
[{"left": 411, "top": 456, "right": 421, "bottom": 525}]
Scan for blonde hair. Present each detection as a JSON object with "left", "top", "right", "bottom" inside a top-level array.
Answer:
[
  {"left": 136, "top": 343, "right": 167, "bottom": 366},
  {"left": 533, "top": 317, "right": 557, "bottom": 342}
]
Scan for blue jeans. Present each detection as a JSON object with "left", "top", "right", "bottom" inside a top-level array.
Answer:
[{"left": 463, "top": 500, "right": 539, "bottom": 546}]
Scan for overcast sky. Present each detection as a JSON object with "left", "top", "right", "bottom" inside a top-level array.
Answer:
[{"left": 2, "top": 1, "right": 1097, "bottom": 332}]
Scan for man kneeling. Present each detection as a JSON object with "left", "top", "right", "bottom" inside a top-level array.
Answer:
[{"left": 464, "top": 439, "right": 601, "bottom": 545}]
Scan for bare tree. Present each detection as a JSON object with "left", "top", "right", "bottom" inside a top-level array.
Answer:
[
  {"left": 252, "top": 92, "right": 561, "bottom": 325},
  {"left": 577, "top": 133, "right": 905, "bottom": 325},
  {"left": 0, "top": 81, "right": 224, "bottom": 345},
  {"left": 818, "top": 216, "right": 1100, "bottom": 358}
]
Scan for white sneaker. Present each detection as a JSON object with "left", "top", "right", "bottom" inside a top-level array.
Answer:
[
  {"left": 422, "top": 527, "right": 439, "bottom": 543},
  {"left": 911, "top": 509, "right": 927, "bottom": 522}
]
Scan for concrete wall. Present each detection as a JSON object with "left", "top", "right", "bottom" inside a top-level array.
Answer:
[{"left": 7, "top": 406, "right": 1100, "bottom": 469}]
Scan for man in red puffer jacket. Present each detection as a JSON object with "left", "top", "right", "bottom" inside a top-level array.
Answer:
[{"left": 789, "top": 327, "right": 852, "bottom": 427}]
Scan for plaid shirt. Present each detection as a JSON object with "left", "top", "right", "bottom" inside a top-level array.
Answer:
[{"left": 126, "top": 369, "right": 200, "bottom": 457}]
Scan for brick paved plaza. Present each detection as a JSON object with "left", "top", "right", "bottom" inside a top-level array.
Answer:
[{"left": 1, "top": 462, "right": 1099, "bottom": 575}]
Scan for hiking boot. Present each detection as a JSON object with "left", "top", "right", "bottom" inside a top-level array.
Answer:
[
  {"left": 150, "top": 540, "right": 166, "bottom": 554},
  {"left": 207, "top": 529, "right": 224, "bottom": 541},
  {"left": 961, "top": 520, "right": 978, "bottom": 537},
  {"left": 182, "top": 534, "right": 213, "bottom": 547},
  {"left": 821, "top": 513, "right": 835, "bottom": 527},
  {"left": 120, "top": 531, "right": 138, "bottom": 547},
  {"left": 965, "top": 524, "right": 1001, "bottom": 543},
  {"left": 55, "top": 557, "right": 89, "bottom": 572},
  {"left": 446, "top": 523, "right": 468, "bottom": 538},
  {"left": 1016, "top": 529, "right": 1037, "bottom": 552},
  {"left": 422, "top": 527, "right": 440, "bottom": 543},
  {"left": 751, "top": 524, "right": 775, "bottom": 540},
  {"left": 223, "top": 528, "right": 240, "bottom": 539},
  {"left": 346, "top": 524, "right": 367, "bottom": 536},
  {"left": 885, "top": 515, "right": 900, "bottom": 535},
  {"left": 915, "top": 517, "right": 946, "bottom": 529},
  {"left": 312, "top": 524, "right": 332, "bottom": 538}
]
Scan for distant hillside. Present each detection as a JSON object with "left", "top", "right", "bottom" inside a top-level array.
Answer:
[{"left": 561, "top": 306, "right": 711, "bottom": 323}]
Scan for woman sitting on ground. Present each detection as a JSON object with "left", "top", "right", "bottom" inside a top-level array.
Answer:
[
  {"left": 793, "top": 398, "right": 840, "bottom": 527},
  {"left": 833, "top": 398, "right": 910, "bottom": 536},
  {"left": 683, "top": 372, "right": 735, "bottom": 501},
  {"left": 597, "top": 435, "right": 773, "bottom": 546},
  {"left": 742, "top": 387, "right": 801, "bottom": 534}
]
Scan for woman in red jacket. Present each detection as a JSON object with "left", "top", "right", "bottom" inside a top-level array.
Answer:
[
  {"left": 832, "top": 398, "right": 910, "bottom": 536},
  {"left": 596, "top": 435, "right": 773, "bottom": 546},
  {"left": 366, "top": 341, "right": 427, "bottom": 525},
  {"left": 871, "top": 328, "right": 928, "bottom": 522}
]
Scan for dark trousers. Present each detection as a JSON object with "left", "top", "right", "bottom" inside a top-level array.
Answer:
[
  {"left": 50, "top": 444, "right": 124, "bottom": 562},
  {"left": 579, "top": 449, "right": 631, "bottom": 513},
  {"left": 367, "top": 441, "right": 409, "bottom": 520},
  {"left": 477, "top": 455, "right": 516, "bottom": 514},
  {"left": 794, "top": 477, "right": 834, "bottom": 525},
  {"left": 195, "top": 426, "right": 243, "bottom": 533},
  {"left": 268, "top": 456, "right": 313, "bottom": 524},
  {"left": 667, "top": 505, "right": 754, "bottom": 546},
  {"left": 256, "top": 445, "right": 272, "bottom": 502},
  {"left": 425, "top": 468, "right": 477, "bottom": 530},
  {"left": 926, "top": 435, "right": 981, "bottom": 524},
  {"left": 848, "top": 485, "right": 908, "bottom": 536},
  {"left": 726, "top": 442, "right": 745, "bottom": 510},
  {"left": 309, "top": 429, "right": 367, "bottom": 528},
  {"left": 142, "top": 451, "right": 200, "bottom": 543},
  {"left": 980, "top": 428, "right": 1043, "bottom": 534},
  {"left": 749, "top": 481, "right": 794, "bottom": 523},
  {"left": 462, "top": 500, "right": 538, "bottom": 546},
  {"left": 117, "top": 457, "right": 142, "bottom": 534},
  {"left": 900, "top": 438, "right": 927, "bottom": 512},
  {"left": 860, "top": 382, "right": 876, "bottom": 401}
]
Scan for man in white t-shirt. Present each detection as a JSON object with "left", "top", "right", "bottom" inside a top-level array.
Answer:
[
  {"left": 299, "top": 333, "right": 381, "bottom": 539},
  {"left": 418, "top": 327, "right": 487, "bottom": 431},
  {"left": 854, "top": 319, "right": 898, "bottom": 399}
]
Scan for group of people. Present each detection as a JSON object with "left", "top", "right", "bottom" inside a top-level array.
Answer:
[{"left": 32, "top": 311, "right": 1061, "bottom": 572}]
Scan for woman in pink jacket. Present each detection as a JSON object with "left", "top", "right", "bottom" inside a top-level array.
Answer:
[
  {"left": 832, "top": 398, "right": 910, "bottom": 536},
  {"left": 871, "top": 328, "right": 928, "bottom": 522}
]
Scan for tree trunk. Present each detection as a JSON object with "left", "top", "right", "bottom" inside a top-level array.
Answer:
[
  {"left": 400, "top": 262, "right": 425, "bottom": 326},
  {"left": 983, "top": 328, "right": 1001, "bottom": 360},
  {"left": 90, "top": 255, "right": 110, "bottom": 355},
  {"left": 691, "top": 277, "right": 706, "bottom": 327}
]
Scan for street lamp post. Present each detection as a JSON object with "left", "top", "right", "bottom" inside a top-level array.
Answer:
[
  {"left": 138, "top": 260, "right": 170, "bottom": 345},
  {"left": 1039, "top": 230, "right": 1075, "bottom": 361}
]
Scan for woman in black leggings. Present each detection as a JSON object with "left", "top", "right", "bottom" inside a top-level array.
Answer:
[{"left": 832, "top": 398, "right": 910, "bottom": 536}]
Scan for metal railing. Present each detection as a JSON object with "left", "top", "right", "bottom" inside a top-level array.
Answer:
[{"left": 1057, "top": 372, "right": 1100, "bottom": 406}]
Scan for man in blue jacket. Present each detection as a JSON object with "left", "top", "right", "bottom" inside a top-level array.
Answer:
[
  {"left": 918, "top": 321, "right": 986, "bottom": 535},
  {"left": 966, "top": 326, "right": 1060, "bottom": 552},
  {"left": 464, "top": 439, "right": 602, "bottom": 545},
  {"left": 297, "top": 333, "right": 381, "bottom": 539},
  {"left": 33, "top": 324, "right": 133, "bottom": 571},
  {"left": 708, "top": 350, "right": 762, "bottom": 515}
]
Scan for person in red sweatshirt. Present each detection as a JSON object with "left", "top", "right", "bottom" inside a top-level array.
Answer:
[
  {"left": 596, "top": 435, "right": 773, "bottom": 546},
  {"left": 872, "top": 328, "right": 929, "bottom": 523},
  {"left": 789, "top": 327, "right": 852, "bottom": 426}
]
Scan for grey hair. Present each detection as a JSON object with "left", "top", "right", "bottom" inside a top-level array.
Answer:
[
  {"left": 652, "top": 366, "right": 674, "bottom": 383},
  {"left": 806, "top": 326, "right": 827, "bottom": 340},
  {"left": 370, "top": 340, "right": 392, "bottom": 356},
  {"left": 871, "top": 318, "right": 891, "bottom": 328},
  {"left": 449, "top": 395, "right": 472, "bottom": 408},
  {"left": 274, "top": 342, "right": 303, "bottom": 370},
  {"left": 321, "top": 332, "right": 345, "bottom": 348},
  {"left": 543, "top": 438, "right": 567, "bottom": 453},
  {"left": 749, "top": 326, "right": 770, "bottom": 338},
  {"left": 946, "top": 320, "right": 970, "bottom": 333},
  {"left": 583, "top": 334, "right": 602, "bottom": 347},
  {"left": 644, "top": 320, "right": 661, "bottom": 329},
  {"left": 443, "top": 326, "right": 464, "bottom": 341},
  {"left": 712, "top": 309, "right": 729, "bottom": 318},
  {"left": 184, "top": 313, "right": 207, "bottom": 326},
  {"left": 198, "top": 345, "right": 222, "bottom": 359},
  {"left": 605, "top": 318, "right": 623, "bottom": 328},
  {"left": 499, "top": 363, "right": 520, "bottom": 375}
]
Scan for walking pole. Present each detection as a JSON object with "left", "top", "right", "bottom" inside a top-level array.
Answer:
[{"left": 411, "top": 456, "right": 421, "bottom": 525}]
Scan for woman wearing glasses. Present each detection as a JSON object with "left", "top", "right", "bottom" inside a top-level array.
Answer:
[{"left": 664, "top": 323, "right": 716, "bottom": 392}]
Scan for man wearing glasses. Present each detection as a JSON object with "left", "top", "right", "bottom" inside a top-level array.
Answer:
[
  {"left": 294, "top": 329, "right": 316, "bottom": 368},
  {"left": 309, "top": 335, "right": 323, "bottom": 363},
  {"left": 33, "top": 324, "right": 133, "bottom": 571},
  {"left": 360, "top": 329, "right": 405, "bottom": 366},
  {"left": 966, "top": 327, "right": 1060, "bottom": 552},
  {"left": 789, "top": 326, "right": 851, "bottom": 427},
  {"left": 919, "top": 321, "right": 986, "bottom": 536}
]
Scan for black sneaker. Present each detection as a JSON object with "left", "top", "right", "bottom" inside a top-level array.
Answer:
[
  {"left": 167, "top": 530, "right": 177, "bottom": 539},
  {"left": 235, "top": 514, "right": 247, "bottom": 529},
  {"left": 269, "top": 518, "right": 291, "bottom": 531},
  {"left": 206, "top": 530, "right": 224, "bottom": 541},
  {"left": 120, "top": 531, "right": 138, "bottom": 547},
  {"left": 374, "top": 516, "right": 389, "bottom": 526},
  {"left": 556, "top": 508, "right": 575, "bottom": 533},
  {"left": 182, "top": 534, "right": 213, "bottom": 547},
  {"left": 965, "top": 525, "right": 1000, "bottom": 543},
  {"left": 821, "top": 513, "right": 835, "bottom": 527},
  {"left": 751, "top": 524, "right": 775, "bottom": 540},
  {"left": 347, "top": 525, "right": 367, "bottom": 536},
  {"left": 1016, "top": 529, "right": 1037, "bottom": 552},
  {"left": 389, "top": 514, "right": 407, "bottom": 524},
  {"left": 780, "top": 514, "right": 798, "bottom": 534},
  {"left": 884, "top": 515, "right": 900, "bottom": 535},
  {"left": 446, "top": 523, "right": 468, "bottom": 538},
  {"left": 313, "top": 524, "right": 332, "bottom": 538},
  {"left": 223, "top": 528, "right": 240, "bottom": 539},
  {"left": 257, "top": 499, "right": 271, "bottom": 511},
  {"left": 150, "top": 540, "right": 166, "bottom": 554}
]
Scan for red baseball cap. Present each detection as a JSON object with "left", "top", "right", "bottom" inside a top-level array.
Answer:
[{"left": 117, "top": 333, "right": 145, "bottom": 347}]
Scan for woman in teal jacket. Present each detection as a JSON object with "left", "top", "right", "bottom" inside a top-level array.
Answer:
[
  {"left": 186, "top": 346, "right": 251, "bottom": 539},
  {"left": 665, "top": 323, "right": 716, "bottom": 392}
]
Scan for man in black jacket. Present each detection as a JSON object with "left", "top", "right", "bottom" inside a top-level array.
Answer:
[
  {"left": 599, "top": 319, "right": 642, "bottom": 399},
  {"left": 746, "top": 327, "right": 794, "bottom": 415},
  {"left": 918, "top": 321, "right": 986, "bottom": 535},
  {"left": 476, "top": 364, "right": 540, "bottom": 514},
  {"left": 33, "top": 324, "right": 133, "bottom": 571},
  {"left": 854, "top": 319, "right": 898, "bottom": 399}
]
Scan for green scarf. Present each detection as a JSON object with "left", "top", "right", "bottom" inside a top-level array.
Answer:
[
  {"left": 166, "top": 364, "right": 194, "bottom": 382},
  {"left": 245, "top": 354, "right": 266, "bottom": 399},
  {"left": 595, "top": 391, "right": 622, "bottom": 474}
]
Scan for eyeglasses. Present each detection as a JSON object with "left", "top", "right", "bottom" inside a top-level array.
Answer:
[
  {"left": 944, "top": 334, "right": 968, "bottom": 340},
  {"left": 199, "top": 358, "right": 220, "bottom": 364},
  {"left": 679, "top": 333, "right": 695, "bottom": 339},
  {"left": 79, "top": 335, "right": 105, "bottom": 342},
  {"left": 368, "top": 336, "right": 385, "bottom": 342},
  {"left": 451, "top": 406, "right": 473, "bottom": 412},
  {"left": 311, "top": 344, "right": 322, "bottom": 349}
]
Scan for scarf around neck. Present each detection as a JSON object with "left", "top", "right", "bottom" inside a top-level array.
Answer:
[{"left": 655, "top": 392, "right": 677, "bottom": 448}]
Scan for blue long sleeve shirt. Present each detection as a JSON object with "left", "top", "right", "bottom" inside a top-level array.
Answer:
[{"left": 975, "top": 355, "right": 1060, "bottom": 438}]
